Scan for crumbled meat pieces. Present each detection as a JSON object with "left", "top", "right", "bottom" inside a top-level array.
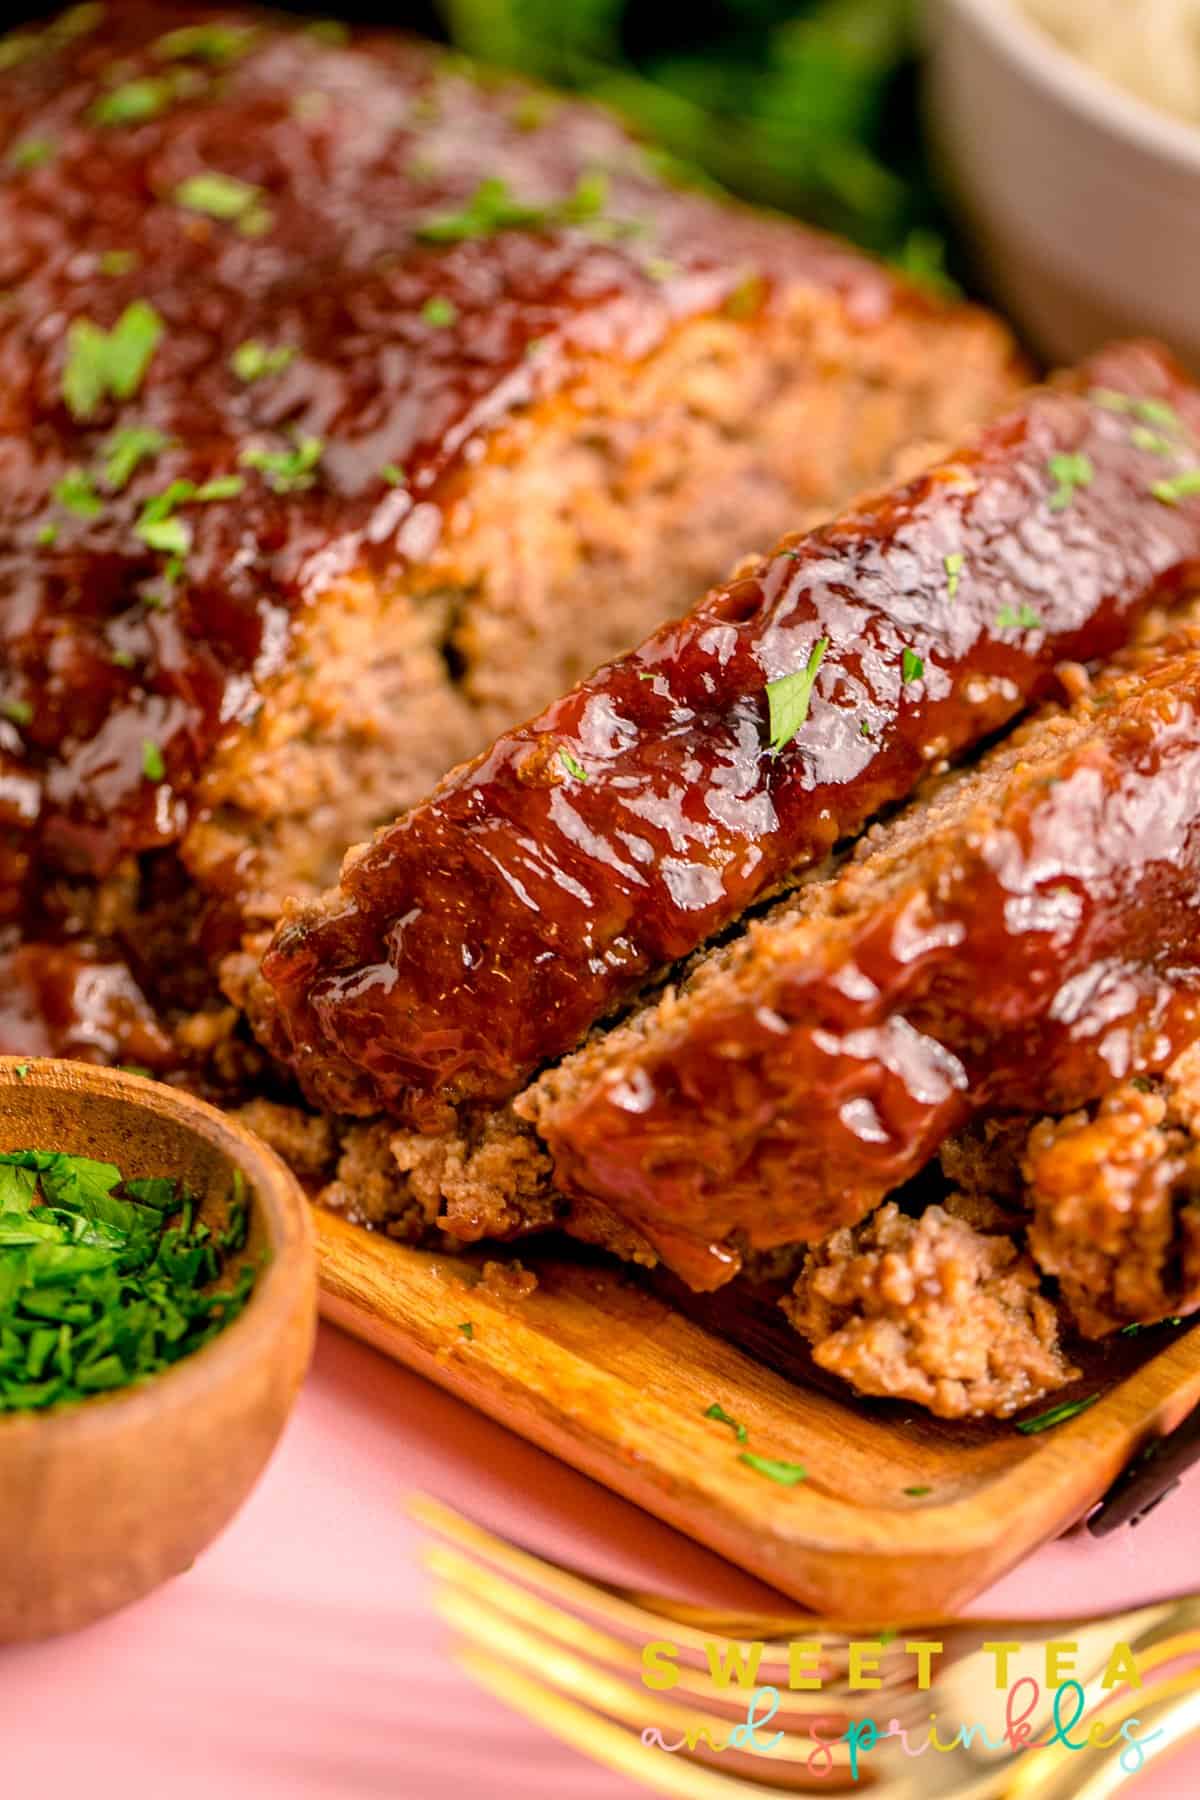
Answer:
[
  {"left": 480, "top": 1260, "right": 538, "bottom": 1301},
  {"left": 784, "top": 1203, "right": 1078, "bottom": 1419},
  {"left": 1024, "top": 1077, "right": 1200, "bottom": 1336},
  {"left": 230, "top": 1099, "right": 336, "bottom": 1183}
]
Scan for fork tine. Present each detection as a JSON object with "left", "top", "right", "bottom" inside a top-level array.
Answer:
[
  {"left": 424, "top": 1540, "right": 907, "bottom": 1722},
  {"left": 453, "top": 1640, "right": 829, "bottom": 1798},
  {"left": 1004, "top": 1669, "right": 1200, "bottom": 1800},
  {"left": 432, "top": 1578, "right": 840, "bottom": 1768}
]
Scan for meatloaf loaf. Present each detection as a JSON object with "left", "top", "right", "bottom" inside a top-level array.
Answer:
[
  {"left": 0, "top": 2, "right": 1022, "bottom": 1073},
  {"left": 257, "top": 343, "right": 1200, "bottom": 1127}
]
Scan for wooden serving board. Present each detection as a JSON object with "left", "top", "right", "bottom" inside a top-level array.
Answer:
[{"left": 316, "top": 1208, "right": 1200, "bottom": 1621}]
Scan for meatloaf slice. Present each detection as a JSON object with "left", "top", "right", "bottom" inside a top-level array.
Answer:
[
  {"left": 0, "top": 3, "right": 1021, "bottom": 1078},
  {"left": 498, "top": 626, "right": 1200, "bottom": 1289},
  {"left": 782, "top": 1203, "right": 1078, "bottom": 1421},
  {"left": 256, "top": 343, "right": 1200, "bottom": 1124}
]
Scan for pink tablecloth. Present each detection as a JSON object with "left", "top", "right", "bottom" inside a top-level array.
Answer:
[{"left": 5, "top": 1323, "right": 1199, "bottom": 1799}]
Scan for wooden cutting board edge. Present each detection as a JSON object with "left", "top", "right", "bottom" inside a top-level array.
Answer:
[{"left": 315, "top": 1208, "right": 1200, "bottom": 1621}]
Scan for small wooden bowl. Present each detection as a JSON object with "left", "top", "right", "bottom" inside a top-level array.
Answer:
[{"left": 0, "top": 1058, "right": 317, "bottom": 1642}]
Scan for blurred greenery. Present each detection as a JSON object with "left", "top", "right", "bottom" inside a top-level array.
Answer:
[{"left": 439, "top": 0, "right": 956, "bottom": 286}]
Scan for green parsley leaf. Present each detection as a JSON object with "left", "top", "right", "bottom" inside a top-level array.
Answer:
[
  {"left": 1, "top": 698, "right": 32, "bottom": 727},
  {"left": 415, "top": 170, "right": 608, "bottom": 243},
  {"left": 558, "top": 748, "right": 587, "bottom": 782},
  {"left": 381, "top": 463, "right": 407, "bottom": 487},
  {"left": 944, "top": 551, "right": 964, "bottom": 599},
  {"left": 193, "top": 474, "right": 245, "bottom": 501},
  {"left": 901, "top": 646, "right": 924, "bottom": 684},
  {"left": 996, "top": 603, "right": 1042, "bottom": 631},
  {"left": 1046, "top": 450, "right": 1095, "bottom": 512},
  {"left": 1151, "top": 471, "right": 1200, "bottom": 506},
  {"left": 141, "top": 738, "right": 165, "bottom": 782},
  {"left": 153, "top": 24, "right": 257, "bottom": 64},
  {"left": 100, "top": 424, "right": 168, "bottom": 492},
  {"left": 36, "top": 522, "right": 58, "bottom": 548},
  {"left": 11, "top": 1065, "right": 31, "bottom": 1085},
  {"left": 110, "top": 648, "right": 136, "bottom": 670},
  {"left": 1130, "top": 426, "right": 1177, "bottom": 457},
  {"left": 458, "top": 1320, "right": 475, "bottom": 1339},
  {"left": 765, "top": 636, "right": 828, "bottom": 752},
  {"left": 1015, "top": 1394, "right": 1099, "bottom": 1436},
  {"left": 98, "top": 249, "right": 138, "bottom": 276},
  {"left": 704, "top": 1402, "right": 748, "bottom": 1443},
  {"left": 135, "top": 481, "right": 196, "bottom": 557},
  {"left": 903, "top": 1485, "right": 932, "bottom": 1497},
  {"left": 62, "top": 300, "right": 164, "bottom": 419},
  {"left": 53, "top": 466, "right": 103, "bottom": 519},
  {"left": 239, "top": 434, "right": 324, "bottom": 493},
  {"left": 421, "top": 295, "right": 458, "bottom": 327},
  {"left": 229, "top": 340, "right": 297, "bottom": 383},
  {"left": 174, "top": 170, "right": 265, "bottom": 222},
  {"left": 8, "top": 136, "right": 55, "bottom": 171},
  {"left": 738, "top": 1452, "right": 807, "bottom": 1486},
  {"left": 90, "top": 77, "right": 174, "bottom": 127},
  {"left": 305, "top": 20, "right": 350, "bottom": 45}
]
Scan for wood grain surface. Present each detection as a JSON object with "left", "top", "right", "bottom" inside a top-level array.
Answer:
[{"left": 315, "top": 1208, "right": 1200, "bottom": 1621}]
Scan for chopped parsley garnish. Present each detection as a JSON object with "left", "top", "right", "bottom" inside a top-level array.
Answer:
[
  {"left": 458, "top": 1320, "right": 475, "bottom": 1339},
  {"left": 704, "top": 1402, "right": 748, "bottom": 1443},
  {"left": 99, "top": 249, "right": 138, "bottom": 276},
  {"left": 110, "top": 648, "right": 136, "bottom": 670},
  {"left": 558, "top": 748, "right": 587, "bottom": 782},
  {"left": 1046, "top": 450, "right": 1095, "bottom": 512},
  {"left": 195, "top": 474, "right": 245, "bottom": 501},
  {"left": 12, "top": 1064, "right": 30, "bottom": 1080},
  {"left": 230, "top": 340, "right": 297, "bottom": 383},
  {"left": 1131, "top": 426, "right": 1177, "bottom": 458},
  {"left": 8, "top": 136, "right": 55, "bottom": 171},
  {"left": 101, "top": 424, "right": 169, "bottom": 492},
  {"left": 739, "top": 1452, "right": 807, "bottom": 1486},
  {"left": 1, "top": 698, "right": 32, "bottom": 727},
  {"left": 901, "top": 646, "right": 924, "bottom": 684},
  {"left": 1090, "top": 389, "right": 1185, "bottom": 433},
  {"left": 421, "top": 294, "right": 458, "bottom": 327},
  {"left": 174, "top": 170, "right": 270, "bottom": 236},
  {"left": 903, "top": 1485, "right": 932, "bottom": 1497},
  {"left": 944, "top": 551, "right": 964, "bottom": 599},
  {"left": 415, "top": 170, "right": 608, "bottom": 243},
  {"left": 53, "top": 466, "right": 103, "bottom": 519},
  {"left": 0, "top": 1149, "right": 258, "bottom": 1413},
  {"left": 90, "top": 77, "right": 174, "bottom": 127},
  {"left": 36, "top": 522, "right": 58, "bottom": 548},
  {"left": 62, "top": 299, "right": 164, "bottom": 420},
  {"left": 135, "top": 481, "right": 196, "bottom": 557},
  {"left": 239, "top": 434, "right": 324, "bottom": 494},
  {"left": 1015, "top": 1394, "right": 1099, "bottom": 1436},
  {"left": 1151, "top": 471, "right": 1200, "bottom": 506},
  {"left": 996, "top": 603, "right": 1042, "bottom": 631},
  {"left": 305, "top": 19, "right": 350, "bottom": 45},
  {"left": 859, "top": 718, "right": 872, "bottom": 737},
  {"left": 141, "top": 738, "right": 165, "bottom": 782},
  {"left": 381, "top": 463, "right": 407, "bottom": 487},
  {"left": 153, "top": 24, "right": 257, "bottom": 64},
  {"left": 765, "top": 636, "right": 828, "bottom": 752}
]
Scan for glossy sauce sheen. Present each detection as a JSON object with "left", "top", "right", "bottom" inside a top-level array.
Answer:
[
  {"left": 262, "top": 344, "right": 1200, "bottom": 1120},
  {"left": 0, "top": 1, "right": 913, "bottom": 909},
  {"left": 540, "top": 645, "right": 1200, "bottom": 1288}
]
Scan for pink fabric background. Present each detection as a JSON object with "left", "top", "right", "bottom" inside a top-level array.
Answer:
[{"left": 4, "top": 1323, "right": 1199, "bottom": 1798}]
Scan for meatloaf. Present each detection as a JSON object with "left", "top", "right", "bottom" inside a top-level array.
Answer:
[
  {"left": 343, "top": 620, "right": 1200, "bottom": 1292},
  {"left": 0, "top": 3, "right": 1022, "bottom": 1074},
  {"left": 257, "top": 343, "right": 1200, "bottom": 1125}
]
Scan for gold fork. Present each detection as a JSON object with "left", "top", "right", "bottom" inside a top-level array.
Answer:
[{"left": 411, "top": 1493, "right": 1200, "bottom": 1797}]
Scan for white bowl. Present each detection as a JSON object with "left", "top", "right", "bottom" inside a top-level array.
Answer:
[{"left": 926, "top": 0, "right": 1200, "bottom": 369}]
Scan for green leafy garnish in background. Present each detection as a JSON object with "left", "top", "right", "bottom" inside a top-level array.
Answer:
[
  {"left": 438, "top": 0, "right": 951, "bottom": 273},
  {"left": 0, "top": 1150, "right": 258, "bottom": 1412}
]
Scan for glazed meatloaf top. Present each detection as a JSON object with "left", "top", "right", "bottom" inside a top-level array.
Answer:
[
  {"left": 257, "top": 342, "right": 1200, "bottom": 1122},
  {"left": 0, "top": 0, "right": 973, "bottom": 910}
]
